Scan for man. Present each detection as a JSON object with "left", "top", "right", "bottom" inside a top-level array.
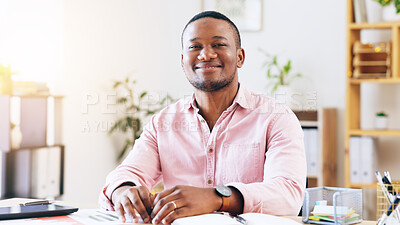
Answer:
[{"left": 99, "top": 11, "right": 306, "bottom": 225}]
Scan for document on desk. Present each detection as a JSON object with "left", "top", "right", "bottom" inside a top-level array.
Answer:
[
  {"left": 0, "top": 209, "right": 142, "bottom": 224},
  {"left": 172, "top": 213, "right": 301, "bottom": 225}
]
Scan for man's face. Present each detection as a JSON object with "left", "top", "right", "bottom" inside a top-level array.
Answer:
[{"left": 181, "top": 18, "right": 245, "bottom": 92}]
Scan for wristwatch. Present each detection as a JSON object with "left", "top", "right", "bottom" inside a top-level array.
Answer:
[{"left": 215, "top": 185, "right": 232, "bottom": 212}]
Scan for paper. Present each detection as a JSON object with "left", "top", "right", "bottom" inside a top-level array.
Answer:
[
  {"left": 173, "top": 213, "right": 301, "bottom": 225},
  {"left": 69, "top": 209, "right": 144, "bottom": 224},
  {"left": 311, "top": 205, "right": 352, "bottom": 216}
]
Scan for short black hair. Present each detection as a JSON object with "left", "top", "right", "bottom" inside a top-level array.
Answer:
[{"left": 181, "top": 11, "right": 241, "bottom": 49}]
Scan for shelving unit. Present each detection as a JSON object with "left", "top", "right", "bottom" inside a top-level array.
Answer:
[
  {"left": 0, "top": 94, "right": 64, "bottom": 198},
  {"left": 345, "top": 0, "right": 400, "bottom": 188},
  {"left": 293, "top": 108, "right": 337, "bottom": 188}
]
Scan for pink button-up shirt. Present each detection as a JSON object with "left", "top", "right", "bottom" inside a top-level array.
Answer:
[{"left": 99, "top": 84, "right": 306, "bottom": 215}]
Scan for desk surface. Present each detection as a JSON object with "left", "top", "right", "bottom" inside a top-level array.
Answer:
[{"left": 0, "top": 198, "right": 376, "bottom": 224}]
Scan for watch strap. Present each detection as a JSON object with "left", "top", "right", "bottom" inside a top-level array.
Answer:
[{"left": 218, "top": 195, "right": 230, "bottom": 212}]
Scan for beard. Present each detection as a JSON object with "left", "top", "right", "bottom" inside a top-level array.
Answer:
[{"left": 187, "top": 69, "right": 236, "bottom": 92}]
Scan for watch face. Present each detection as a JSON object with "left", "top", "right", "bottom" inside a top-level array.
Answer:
[{"left": 216, "top": 185, "right": 232, "bottom": 197}]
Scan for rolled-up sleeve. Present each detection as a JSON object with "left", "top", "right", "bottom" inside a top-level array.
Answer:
[
  {"left": 98, "top": 115, "right": 162, "bottom": 210},
  {"left": 228, "top": 109, "right": 306, "bottom": 215}
]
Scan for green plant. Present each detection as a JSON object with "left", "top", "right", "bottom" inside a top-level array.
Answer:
[
  {"left": 374, "top": 0, "right": 400, "bottom": 13},
  {"left": 376, "top": 111, "right": 388, "bottom": 117},
  {"left": 258, "top": 48, "right": 302, "bottom": 93},
  {"left": 109, "top": 77, "right": 174, "bottom": 161},
  {"left": 0, "top": 64, "right": 16, "bottom": 77}
]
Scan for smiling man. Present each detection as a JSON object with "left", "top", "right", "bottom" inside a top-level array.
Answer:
[{"left": 99, "top": 11, "right": 306, "bottom": 224}]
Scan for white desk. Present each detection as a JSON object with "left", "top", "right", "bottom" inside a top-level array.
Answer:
[{"left": 0, "top": 198, "right": 376, "bottom": 224}]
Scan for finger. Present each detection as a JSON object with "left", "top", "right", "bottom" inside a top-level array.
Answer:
[
  {"left": 150, "top": 193, "right": 156, "bottom": 207},
  {"left": 152, "top": 186, "right": 180, "bottom": 216},
  {"left": 138, "top": 187, "right": 153, "bottom": 215},
  {"left": 128, "top": 191, "right": 150, "bottom": 223},
  {"left": 121, "top": 197, "right": 138, "bottom": 223},
  {"left": 115, "top": 203, "right": 126, "bottom": 223},
  {"left": 162, "top": 207, "right": 187, "bottom": 225},
  {"left": 153, "top": 187, "right": 175, "bottom": 206},
  {"left": 152, "top": 200, "right": 183, "bottom": 225}
]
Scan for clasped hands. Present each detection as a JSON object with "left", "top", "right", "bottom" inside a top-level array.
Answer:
[{"left": 112, "top": 185, "right": 222, "bottom": 224}]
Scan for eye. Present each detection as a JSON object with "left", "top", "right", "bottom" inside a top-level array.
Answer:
[
  {"left": 189, "top": 45, "right": 201, "bottom": 50},
  {"left": 212, "top": 43, "right": 227, "bottom": 48}
]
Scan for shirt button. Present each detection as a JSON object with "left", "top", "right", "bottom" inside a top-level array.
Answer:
[
  {"left": 207, "top": 179, "right": 212, "bottom": 184},
  {"left": 201, "top": 119, "right": 205, "bottom": 123},
  {"left": 209, "top": 148, "right": 213, "bottom": 153}
]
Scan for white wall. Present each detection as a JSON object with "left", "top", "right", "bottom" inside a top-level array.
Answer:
[
  {"left": 59, "top": 0, "right": 350, "bottom": 205},
  {"left": 0, "top": 0, "right": 62, "bottom": 84},
  {"left": 3, "top": 0, "right": 399, "bottom": 208}
]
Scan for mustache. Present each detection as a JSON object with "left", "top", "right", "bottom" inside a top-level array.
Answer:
[{"left": 194, "top": 62, "right": 222, "bottom": 69}]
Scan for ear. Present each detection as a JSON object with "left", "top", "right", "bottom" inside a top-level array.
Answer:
[
  {"left": 181, "top": 54, "right": 184, "bottom": 69},
  {"left": 236, "top": 48, "right": 245, "bottom": 68}
]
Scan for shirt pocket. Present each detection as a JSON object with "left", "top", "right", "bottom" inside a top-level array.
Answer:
[{"left": 221, "top": 143, "right": 262, "bottom": 183}]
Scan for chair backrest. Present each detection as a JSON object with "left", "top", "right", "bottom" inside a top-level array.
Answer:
[{"left": 298, "top": 177, "right": 309, "bottom": 216}]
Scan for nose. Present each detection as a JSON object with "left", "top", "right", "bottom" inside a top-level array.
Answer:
[{"left": 197, "top": 46, "right": 217, "bottom": 61}]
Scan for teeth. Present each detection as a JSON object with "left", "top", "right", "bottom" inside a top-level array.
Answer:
[{"left": 195, "top": 66, "right": 220, "bottom": 69}]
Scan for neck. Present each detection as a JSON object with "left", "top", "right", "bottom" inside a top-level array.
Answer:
[{"left": 194, "top": 81, "right": 239, "bottom": 131}]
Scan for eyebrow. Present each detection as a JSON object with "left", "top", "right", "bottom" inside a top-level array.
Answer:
[{"left": 188, "top": 36, "right": 228, "bottom": 42}]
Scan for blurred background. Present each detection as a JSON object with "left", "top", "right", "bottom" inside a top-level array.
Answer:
[{"left": 0, "top": 0, "right": 399, "bottom": 220}]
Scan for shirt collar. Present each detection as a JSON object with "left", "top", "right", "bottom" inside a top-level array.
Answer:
[{"left": 183, "top": 83, "right": 254, "bottom": 111}]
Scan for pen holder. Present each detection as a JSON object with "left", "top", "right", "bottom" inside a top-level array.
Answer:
[
  {"left": 376, "top": 182, "right": 400, "bottom": 221},
  {"left": 302, "top": 187, "right": 363, "bottom": 225}
]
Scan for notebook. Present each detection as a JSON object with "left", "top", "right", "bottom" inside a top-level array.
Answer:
[{"left": 172, "top": 213, "right": 301, "bottom": 225}]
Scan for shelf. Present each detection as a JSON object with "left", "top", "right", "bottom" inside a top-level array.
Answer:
[
  {"left": 349, "top": 183, "right": 377, "bottom": 189},
  {"left": 0, "top": 94, "right": 64, "bottom": 98},
  {"left": 10, "top": 144, "right": 65, "bottom": 152},
  {"left": 349, "top": 129, "right": 400, "bottom": 136},
  {"left": 348, "top": 78, "right": 400, "bottom": 84},
  {"left": 346, "top": 0, "right": 400, "bottom": 189},
  {"left": 294, "top": 109, "right": 337, "bottom": 187},
  {"left": 348, "top": 22, "right": 400, "bottom": 30}
]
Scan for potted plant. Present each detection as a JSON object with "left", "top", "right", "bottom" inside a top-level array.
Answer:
[
  {"left": 259, "top": 48, "right": 302, "bottom": 93},
  {"left": 374, "top": 0, "right": 400, "bottom": 11},
  {"left": 0, "top": 64, "right": 16, "bottom": 94},
  {"left": 375, "top": 111, "right": 388, "bottom": 129},
  {"left": 108, "top": 76, "right": 174, "bottom": 161},
  {"left": 374, "top": 0, "right": 400, "bottom": 21}
]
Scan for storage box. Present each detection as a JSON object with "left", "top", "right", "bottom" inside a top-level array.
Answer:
[
  {"left": 302, "top": 187, "right": 363, "bottom": 224},
  {"left": 352, "top": 41, "right": 391, "bottom": 79}
]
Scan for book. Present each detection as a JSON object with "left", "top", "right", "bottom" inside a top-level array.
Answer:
[
  {"left": 360, "top": 137, "right": 378, "bottom": 184},
  {"left": 353, "top": 0, "right": 367, "bottom": 23},
  {"left": 314, "top": 212, "right": 360, "bottom": 224},
  {"left": 172, "top": 213, "right": 301, "bottom": 225},
  {"left": 349, "top": 137, "right": 361, "bottom": 183},
  {"left": 303, "top": 128, "right": 319, "bottom": 177}
]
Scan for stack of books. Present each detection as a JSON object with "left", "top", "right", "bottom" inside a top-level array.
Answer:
[{"left": 12, "top": 81, "right": 50, "bottom": 95}]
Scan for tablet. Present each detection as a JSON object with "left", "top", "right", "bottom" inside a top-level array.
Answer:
[{"left": 0, "top": 204, "right": 79, "bottom": 220}]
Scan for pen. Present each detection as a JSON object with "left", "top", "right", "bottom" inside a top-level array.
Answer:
[
  {"left": 376, "top": 171, "right": 400, "bottom": 222},
  {"left": 384, "top": 171, "right": 392, "bottom": 183},
  {"left": 377, "top": 195, "right": 400, "bottom": 225},
  {"left": 376, "top": 171, "right": 392, "bottom": 203},
  {"left": 213, "top": 212, "right": 248, "bottom": 225},
  {"left": 233, "top": 215, "right": 248, "bottom": 225},
  {"left": 382, "top": 175, "right": 397, "bottom": 195},
  {"left": 19, "top": 200, "right": 51, "bottom": 206}
]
